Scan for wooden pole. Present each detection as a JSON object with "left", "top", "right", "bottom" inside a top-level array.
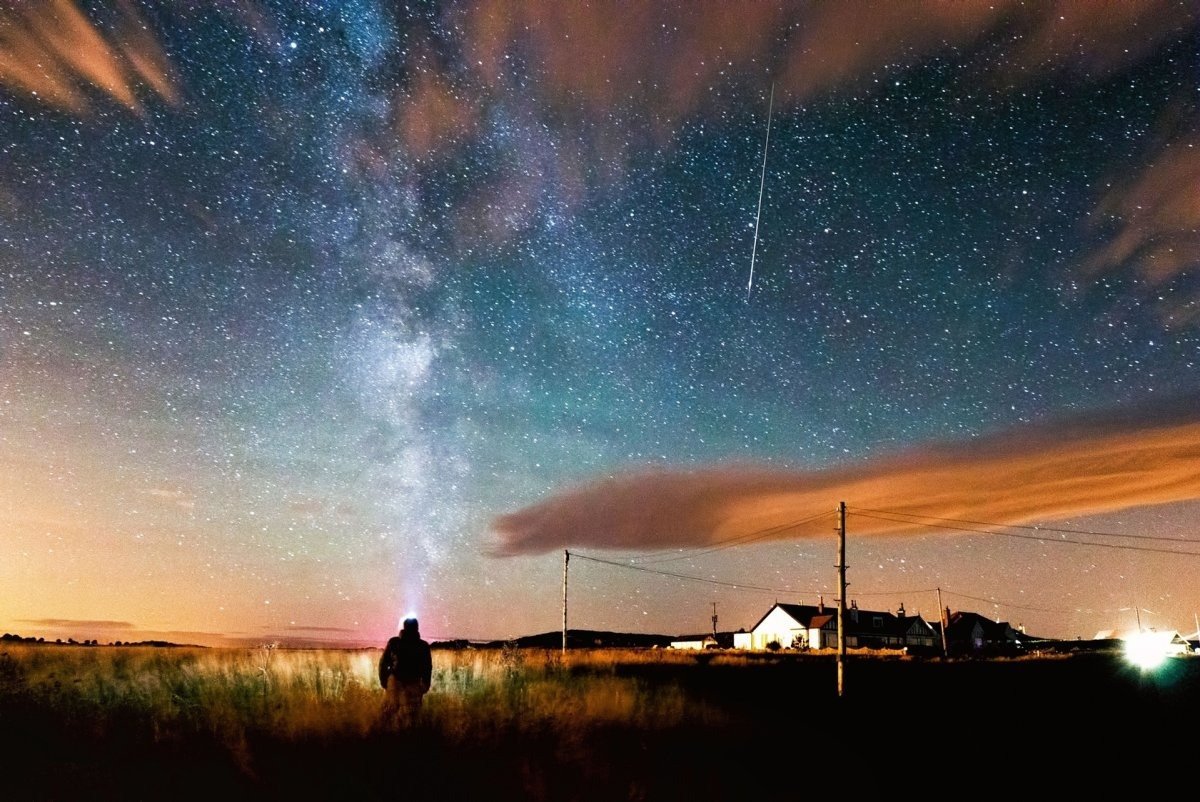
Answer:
[
  {"left": 562, "top": 550, "right": 569, "bottom": 655},
  {"left": 937, "top": 587, "right": 948, "bottom": 657},
  {"left": 837, "top": 501, "right": 847, "bottom": 698}
]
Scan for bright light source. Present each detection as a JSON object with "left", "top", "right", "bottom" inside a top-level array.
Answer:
[{"left": 1123, "top": 630, "right": 1169, "bottom": 671}]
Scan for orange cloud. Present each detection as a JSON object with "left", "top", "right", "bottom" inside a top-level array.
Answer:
[
  {"left": 489, "top": 397, "right": 1200, "bottom": 556},
  {"left": 114, "top": 0, "right": 179, "bottom": 106},
  {"left": 1080, "top": 134, "right": 1200, "bottom": 323},
  {"left": 393, "top": 53, "right": 481, "bottom": 162},
  {"left": 389, "top": 1, "right": 1196, "bottom": 249},
  {"left": 458, "top": 1, "right": 1193, "bottom": 134},
  {"left": 1003, "top": 0, "right": 1195, "bottom": 81},
  {"left": 19, "top": 618, "right": 134, "bottom": 630},
  {"left": 0, "top": 0, "right": 179, "bottom": 114}
]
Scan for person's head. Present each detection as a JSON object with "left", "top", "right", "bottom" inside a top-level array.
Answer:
[{"left": 402, "top": 617, "right": 419, "bottom": 636}]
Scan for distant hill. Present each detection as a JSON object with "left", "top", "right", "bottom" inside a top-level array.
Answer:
[
  {"left": 0, "top": 633, "right": 199, "bottom": 648},
  {"left": 473, "top": 629, "right": 677, "bottom": 650}
]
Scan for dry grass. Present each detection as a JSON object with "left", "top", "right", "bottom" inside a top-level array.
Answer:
[
  {"left": 0, "top": 643, "right": 729, "bottom": 742},
  {"left": 2, "top": 642, "right": 1197, "bottom": 800}
]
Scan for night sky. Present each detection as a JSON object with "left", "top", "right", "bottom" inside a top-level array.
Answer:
[{"left": 3, "top": 1, "right": 1199, "bottom": 647}]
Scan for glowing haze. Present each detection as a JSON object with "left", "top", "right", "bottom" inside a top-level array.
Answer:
[{"left": 1, "top": 1, "right": 1198, "bottom": 646}]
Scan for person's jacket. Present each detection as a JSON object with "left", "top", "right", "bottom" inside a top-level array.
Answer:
[{"left": 379, "top": 632, "right": 432, "bottom": 690}]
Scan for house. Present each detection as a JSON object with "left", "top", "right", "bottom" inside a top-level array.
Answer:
[
  {"left": 820, "top": 601, "right": 939, "bottom": 651},
  {"left": 669, "top": 635, "right": 717, "bottom": 650},
  {"left": 669, "top": 631, "right": 736, "bottom": 650},
  {"left": 1123, "top": 629, "right": 1194, "bottom": 663},
  {"left": 736, "top": 600, "right": 937, "bottom": 652},
  {"left": 934, "top": 609, "right": 1025, "bottom": 656},
  {"left": 738, "top": 601, "right": 828, "bottom": 650}
]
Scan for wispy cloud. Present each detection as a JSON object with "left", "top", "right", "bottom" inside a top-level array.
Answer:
[
  {"left": 18, "top": 618, "right": 134, "bottom": 630},
  {"left": 1080, "top": 131, "right": 1200, "bottom": 327},
  {"left": 266, "top": 625, "right": 358, "bottom": 633},
  {"left": 362, "top": 0, "right": 1199, "bottom": 260},
  {"left": 459, "top": 1, "right": 1194, "bottom": 134},
  {"left": 489, "top": 396, "right": 1200, "bottom": 556},
  {"left": 143, "top": 487, "right": 195, "bottom": 510},
  {"left": 0, "top": 0, "right": 179, "bottom": 114}
]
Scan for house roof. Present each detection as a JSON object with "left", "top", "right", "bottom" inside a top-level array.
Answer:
[
  {"left": 843, "top": 608, "right": 929, "bottom": 639},
  {"left": 758, "top": 602, "right": 935, "bottom": 639},
  {"left": 930, "top": 610, "right": 1041, "bottom": 643},
  {"left": 809, "top": 613, "right": 836, "bottom": 630},
  {"left": 1132, "top": 629, "right": 1191, "bottom": 646},
  {"left": 747, "top": 602, "right": 831, "bottom": 632},
  {"left": 944, "top": 611, "right": 1017, "bottom": 642}
]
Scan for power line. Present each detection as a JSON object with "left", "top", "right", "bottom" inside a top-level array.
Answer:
[
  {"left": 574, "top": 542, "right": 1128, "bottom": 621},
  {"left": 569, "top": 550, "right": 829, "bottom": 597},
  {"left": 549, "top": 503, "right": 1193, "bottom": 635},
  {"left": 939, "top": 588, "right": 1084, "bottom": 616},
  {"left": 852, "top": 506, "right": 1200, "bottom": 545},
  {"left": 627, "top": 510, "right": 833, "bottom": 565},
  {"left": 839, "top": 586, "right": 938, "bottom": 597},
  {"left": 849, "top": 509, "right": 1200, "bottom": 558}
]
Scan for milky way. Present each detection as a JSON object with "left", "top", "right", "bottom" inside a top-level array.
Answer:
[{"left": 2, "top": 1, "right": 1198, "bottom": 645}]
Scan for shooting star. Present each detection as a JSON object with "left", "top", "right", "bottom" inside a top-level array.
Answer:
[{"left": 746, "top": 82, "right": 774, "bottom": 303}]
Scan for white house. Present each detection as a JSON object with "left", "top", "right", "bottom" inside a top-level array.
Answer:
[
  {"left": 738, "top": 600, "right": 938, "bottom": 652},
  {"left": 740, "top": 602, "right": 832, "bottom": 650},
  {"left": 669, "top": 635, "right": 717, "bottom": 650},
  {"left": 1123, "top": 629, "right": 1194, "bottom": 664}
]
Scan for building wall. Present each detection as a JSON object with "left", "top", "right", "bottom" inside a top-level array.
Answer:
[
  {"left": 808, "top": 627, "right": 827, "bottom": 649},
  {"left": 747, "top": 607, "right": 806, "bottom": 649}
]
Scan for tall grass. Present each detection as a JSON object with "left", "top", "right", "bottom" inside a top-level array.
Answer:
[
  {"left": 0, "top": 643, "right": 726, "bottom": 746},
  {"left": 3, "top": 643, "right": 1198, "bottom": 799}
]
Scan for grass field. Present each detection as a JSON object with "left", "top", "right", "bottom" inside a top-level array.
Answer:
[{"left": 1, "top": 643, "right": 1197, "bottom": 800}]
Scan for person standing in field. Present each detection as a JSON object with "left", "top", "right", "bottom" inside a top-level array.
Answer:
[{"left": 379, "top": 617, "right": 432, "bottom": 721}]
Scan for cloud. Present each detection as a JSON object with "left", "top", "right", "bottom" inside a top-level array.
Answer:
[
  {"left": 998, "top": 0, "right": 1196, "bottom": 82},
  {"left": 391, "top": 47, "right": 481, "bottom": 163},
  {"left": 354, "top": 1, "right": 1197, "bottom": 251},
  {"left": 1079, "top": 132, "right": 1200, "bottom": 326},
  {"left": 18, "top": 618, "right": 134, "bottom": 630},
  {"left": 488, "top": 396, "right": 1200, "bottom": 556},
  {"left": 144, "top": 487, "right": 195, "bottom": 510},
  {"left": 458, "top": 1, "right": 1194, "bottom": 132},
  {"left": 0, "top": 0, "right": 179, "bottom": 114},
  {"left": 267, "top": 625, "right": 358, "bottom": 633}
]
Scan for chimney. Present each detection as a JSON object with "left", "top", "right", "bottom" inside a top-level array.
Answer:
[
  {"left": 897, "top": 602, "right": 906, "bottom": 619},
  {"left": 818, "top": 595, "right": 825, "bottom": 614}
]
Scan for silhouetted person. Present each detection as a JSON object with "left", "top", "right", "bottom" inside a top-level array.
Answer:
[{"left": 379, "top": 617, "right": 432, "bottom": 721}]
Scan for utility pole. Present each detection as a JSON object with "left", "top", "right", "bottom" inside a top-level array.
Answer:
[
  {"left": 711, "top": 602, "right": 719, "bottom": 639},
  {"left": 836, "top": 501, "right": 847, "bottom": 698},
  {"left": 937, "top": 587, "right": 948, "bottom": 657},
  {"left": 562, "top": 549, "right": 569, "bottom": 655}
]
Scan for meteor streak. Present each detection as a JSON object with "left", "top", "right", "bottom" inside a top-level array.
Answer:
[{"left": 746, "top": 82, "right": 774, "bottom": 303}]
